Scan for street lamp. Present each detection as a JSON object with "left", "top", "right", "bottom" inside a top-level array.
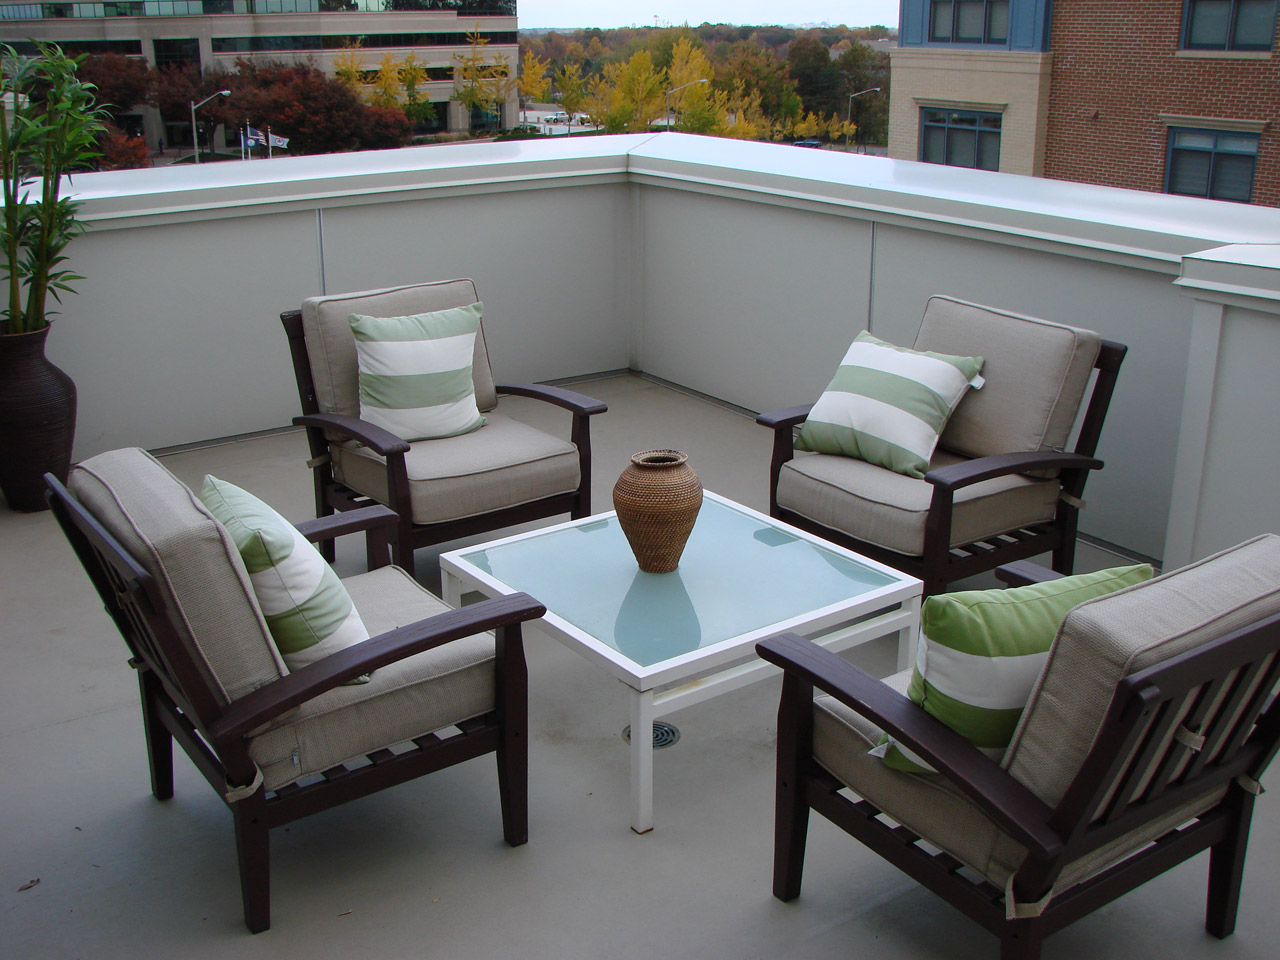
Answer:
[
  {"left": 664, "top": 78, "right": 708, "bottom": 129},
  {"left": 190, "top": 90, "right": 231, "bottom": 164},
  {"left": 845, "top": 86, "right": 881, "bottom": 151}
]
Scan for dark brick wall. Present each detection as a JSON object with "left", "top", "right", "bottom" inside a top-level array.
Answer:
[{"left": 1043, "top": 1, "right": 1280, "bottom": 206}]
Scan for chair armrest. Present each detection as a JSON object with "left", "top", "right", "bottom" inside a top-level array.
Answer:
[
  {"left": 209, "top": 592, "right": 546, "bottom": 745},
  {"left": 293, "top": 413, "right": 410, "bottom": 457},
  {"left": 294, "top": 504, "right": 398, "bottom": 569},
  {"left": 756, "top": 633, "right": 1064, "bottom": 860},
  {"left": 996, "top": 561, "right": 1066, "bottom": 588},
  {"left": 925, "top": 451, "right": 1103, "bottom": 493},
  {"left": 294, "top": 504, "right": 397, "bottom": 543},
  {"left": 756, "top": 403, "right": 814, "bottom": 431},
  {"left": 495, "top": 382, "right": 608, "bottom": 416}
]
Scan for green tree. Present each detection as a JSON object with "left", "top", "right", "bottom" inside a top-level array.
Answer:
[
  {"left": 399, "top": 53, "right": 437, "bottom": 127},
  {"left": 835, "top": 43, "right": 889, "bottom": 146},
  {"left": 452, "top": 30, "right": 511, "bottom": 127},
  {"left": 787, "top": 35, "right": 843, "bottom": 117},
  {"left": 554, "top": 60, "right": 587, "bottom": 130}
]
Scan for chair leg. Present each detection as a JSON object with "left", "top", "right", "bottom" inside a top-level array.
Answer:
[
  {"left": 773, "top": 673, "right": 813, "bottom": 902},
  {"left": 1000, "top": 918, "right": 1045, "bottom": 960},
  {"left": 1206, "top": 786, "right": 1256, "bottom": 938},
  {"left": 233, "top": 802, "right": 271, "bottom": 934},
  {"left": 495, "top": 625, "right": 529, "bottom": 847},
  {"left": 315, "top": 475, "right": 336, "bottom": 563},
  {"left": 138, "top": 669, "right": 173, "bottom": 801}
]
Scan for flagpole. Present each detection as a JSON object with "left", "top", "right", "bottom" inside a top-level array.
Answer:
[{"left": 267, "top": 126, "right": 273, "bottom": 159}]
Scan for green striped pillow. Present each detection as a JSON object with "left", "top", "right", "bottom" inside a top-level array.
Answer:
[
  {"left": 877, "top": 564, "right": 1154, "bottom": 773},
  {"left": 348, "top": 302, "right": 488, "bottom": 442},
  {"left": 200, "top": 476, "right": 372, "bottom": 680},
  {"left": 795, "top": 331, "right": 983, "bottom": 479}
]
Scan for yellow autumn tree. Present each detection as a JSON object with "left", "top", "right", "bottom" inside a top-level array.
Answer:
[
  {"left": 333, "top": 42, "right": 365, "bottom": 92},
  {"left": 666, "top": 37, "right": 723, "bottom": 135},
  {"left": 589, "top": 51, "right": 666, "bottom": 134},
  {"left": 369, "top": 52, "right": 401, "bottom": 110},
  {"left": 518, "top": 49, "right": 551, "bottom": 125}
]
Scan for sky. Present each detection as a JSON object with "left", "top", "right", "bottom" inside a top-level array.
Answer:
[{"left": 516, "top": 2, "right": 900, "bottom": 30}]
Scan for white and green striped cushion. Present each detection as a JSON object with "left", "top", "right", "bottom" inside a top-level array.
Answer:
[
  {"left": 199, "top": 476, "right": 372, "bottom": 679},
  {"left": 348, "top": 302, "right": 488, "bottom": 442},
  {"left": 877, "top": 564, "right": 1153, "bottom": 773},
  {"left": 795, "top": 331, "right": 984, "bottom": 479}
]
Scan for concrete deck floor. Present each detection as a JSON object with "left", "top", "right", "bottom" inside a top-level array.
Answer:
[{"left": 3, "top": 374, "right": 1276, "bottom": 959}]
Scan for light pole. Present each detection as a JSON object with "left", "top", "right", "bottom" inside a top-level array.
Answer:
[
  {"left": 845, "top": 86, "right": 881, "bottom": 152},
  {"left": 190, "top": 90, "right": 231, "bottom": 164},
  {"left": 664, "top": 78, "right": 708, "bottom": 130}
]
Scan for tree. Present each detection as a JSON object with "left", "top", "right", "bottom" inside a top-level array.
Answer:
[
  {"left": 77, "top": 54, "right": 152, "bottom": 121},
  {"left": 399, "top": 53, "right": 436, "bottom": 128},
  {"left": 97, "top": 124, "right": 151, "bottom": 170},
  {"left": 589, "top": 51, "right": 665, "bottom": 134},
  {"left": 518, "top": 49, "right": 551, "bottom": 125},
  {"left": 667, "top": 39, "right": 722, "bottom": 135},
  {"left": 716, "top": 42, "right": 801, "bottom": 125},
  {"left": 332, "top": 42, "right": 365, "bottom": 92},
  {"left": 452, "top": 30, "right": 511, "bottom": 127},
  {"left": 369, "top": 52, "right": 401, "bottom": 111},
  {"left": 554, "top": 61, "right": 587, "bottom": 129},
  {"left": 836, "top": 43, "right": 889, "bottom": 146},
  {"left": 787, "top": 35, "right": 843, "bottom": 117}
]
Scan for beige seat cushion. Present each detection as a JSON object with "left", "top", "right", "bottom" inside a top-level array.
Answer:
[
  {"left": 249, "top": 565, "right": 496, "bottom": 791},
  {"left": 300, "top": 279, "right": 499, "bottom": 418},
  {"left": 69, "top": 448, "right": 285, "bottom": 705},
  {"left": 814, "top": 671, "right": 1225, "bottom": 898},
  {"left": 915, "top": 296, "right": 1102, "bottom": 460},
  {"left": 776, "top": 449, "right": 1060, "bottom": 557},
  {"left": 1006, "top": 533, "right": 1280, "bottom": 805},
  {"left": 332, "top": 411, "right": 581, "bottom": 526}
]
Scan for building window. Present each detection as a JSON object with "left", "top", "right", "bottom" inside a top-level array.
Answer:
[
  {"left": 1166, "top": 128, "right": 1259, "bottom": 201},
  {"left": 1182, "top": 0, "right": 1277, "bottom": 50},
  {"left": 929, "top": 1, "right": 1010, "bottom": 43},
  {"left": 920, "top": 108, "right": 1002, "bottom": 170}
]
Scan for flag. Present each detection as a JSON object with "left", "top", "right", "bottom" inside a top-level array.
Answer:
[
  {"left": 244, "top": 126, "right": 266, "bottom": 147},
  {"left": 268, "top": 131, "right": 289, "bottom": 149}
]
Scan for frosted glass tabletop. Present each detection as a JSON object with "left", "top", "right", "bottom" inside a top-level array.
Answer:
[{"left": 453, "top": 494, "right": 900, "bottom": 668}]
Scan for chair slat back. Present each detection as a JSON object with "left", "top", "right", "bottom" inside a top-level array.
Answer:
[
  {"left": 1027, "top": 615, "right": 1280, "bottom": 893},
  {"left": 47, "top": 473, "right": 228, "bottom": 730}
]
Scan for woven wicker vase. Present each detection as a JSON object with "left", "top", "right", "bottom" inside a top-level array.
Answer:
[
  {"left": 0, "top": 325, "right": 77, "bottom": 512},
  {"left": 612, "top": 450, "right": 703, "bottom": 574}
]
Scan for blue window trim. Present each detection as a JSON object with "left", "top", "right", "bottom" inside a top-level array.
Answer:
[
  {"left": 1164, "top": 127, "right": 1259, "bottom": 202},
  {"left": 919, "top": 107, "right": 1002, "bottom": 170},
  {"left": 1181, "top": 0, "right": 1278, "bottom": 51}
]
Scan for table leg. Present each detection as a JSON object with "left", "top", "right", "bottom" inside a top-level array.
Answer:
[
  {"left": 629, "top": 688, "right": 655, "bottom": 834},
  {"left": 897, "top": 594, "right": 922, "bottom": 673},
  {"left": 441, "top": 569, "right": 463, "bottom": 608}
]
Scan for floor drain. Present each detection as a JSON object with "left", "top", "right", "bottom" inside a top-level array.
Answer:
[{"left": 622, "top": 721, "right": 681, "bottom": 748}]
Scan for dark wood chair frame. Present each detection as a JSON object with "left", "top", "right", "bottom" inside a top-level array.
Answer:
[
  {"left": 46, "top": 474, "right": 546, "bottom": 933},
  {"left": 755, "top": 563, "right": 1280, "bottom": 960},
  {"left": 758, "top": 341, "right": 1128, "bottom": 597},
  {"left": 282, "top": 310, "right": 608, "bottom": 569}
]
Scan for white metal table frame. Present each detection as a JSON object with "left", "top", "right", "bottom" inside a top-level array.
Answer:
[{"left": 440, "top": 492, "right": 922, "bottom": 834}]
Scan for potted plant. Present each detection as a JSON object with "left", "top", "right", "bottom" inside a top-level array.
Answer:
[{"left": 0, "top": 42, "right": 105, "bottom": 510}]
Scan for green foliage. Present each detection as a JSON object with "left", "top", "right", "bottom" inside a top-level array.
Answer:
[{"left": 1, "top": 42, "right": 108, "bottom": 334}]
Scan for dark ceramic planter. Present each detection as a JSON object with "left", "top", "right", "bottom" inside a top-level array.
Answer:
[{"left": 0, "top": 325, "right": 77, "bottom": 512}]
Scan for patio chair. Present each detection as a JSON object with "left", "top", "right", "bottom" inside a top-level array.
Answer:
[
  {"left": 757, "top": 296, "right": 1126, "bottom": 596},
  {"left": 46, "top": 447, "right": 545, "bottom": 932},
  {"left": 756, "top": 537, "right": 1280, "bottom": 960},
  {"left": 281, "top": 278, "right": 607, "bottom": 569}
]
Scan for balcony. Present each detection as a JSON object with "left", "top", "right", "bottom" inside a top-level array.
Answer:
[{"left": 4, "top": 133, "right": 1280, "bottom": 956}]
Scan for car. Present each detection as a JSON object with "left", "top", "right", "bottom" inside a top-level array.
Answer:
[
  {"left": 793, "top": 139, "right": 824, "bottom": 148},
  {"left": 545, "top": 112, "right": 569, "bottom": 124}
]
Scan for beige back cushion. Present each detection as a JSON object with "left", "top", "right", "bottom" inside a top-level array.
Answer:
[
  {"left": 300, "top": 279, "right": 499, "bottom": 418},
  {"left": 69, "top": 448, "right": 286, "bottom": 706},
  {"left": 914, "top": 296, "right": 1101, "bottom": 460},
  {"left": 1005, "top": 534, "right": 1280, "bottom": 806}
]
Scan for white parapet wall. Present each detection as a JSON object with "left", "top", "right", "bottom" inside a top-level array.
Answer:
[{"left": 56, "top": 133, "right": 1280, "bottom": 564}]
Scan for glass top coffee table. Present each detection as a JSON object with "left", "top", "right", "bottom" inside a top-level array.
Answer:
[{"left": 440, "top": 492, "right": 921, "bottom": 833}]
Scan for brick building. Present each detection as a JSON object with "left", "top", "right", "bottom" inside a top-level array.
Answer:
[{"left": 888, "top": 1, "right": 1280, "bottom": 206}]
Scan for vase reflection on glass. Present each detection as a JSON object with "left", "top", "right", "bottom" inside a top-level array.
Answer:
[{"left": 612, "top": 450, "right": 703, "bottom": 573}]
